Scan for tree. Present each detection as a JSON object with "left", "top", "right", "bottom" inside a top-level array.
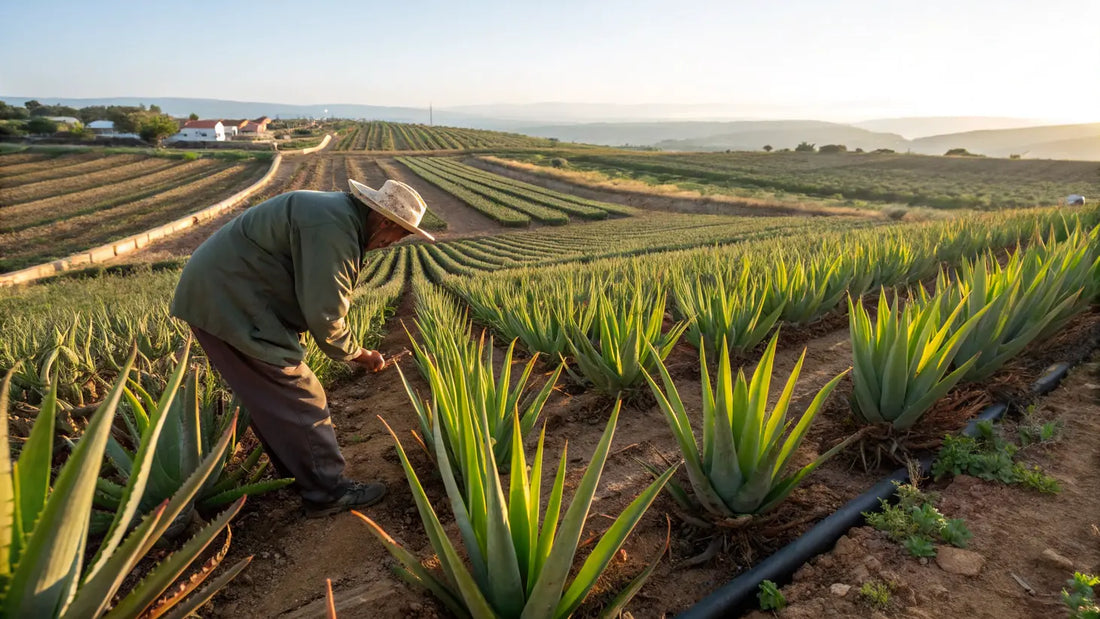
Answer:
[
  {"left": 0, "top": 101, "right": 28, "bottom": 120},
  {"left": 794, "top": 141, "right": 816, "bottom": 152},
  {"left": 945, "top": 147, "right": 975, "bottom": 157},
  {"left": 763, "top": 144, "right": 773, "bottom": 152},
  {"left": 23, "top": 99, "right": 41, "bottom": 112},
  {"left": 26, "top": 116, "right": 58, "bottom": 135},
  {"left": 149, "top": 104, "right": 162, "bottom": 114},
  {"left": 68, "top": 120, "right": 94, "bottom": 140},
  {"left": 139, "top": 114, "right": 179, "bottom": 144},
  {"left": 189, "top": 112, "right": 199, "bottom": 121},
  {"left": 819, "top": 144, "right": 847, "bottom": 154}
]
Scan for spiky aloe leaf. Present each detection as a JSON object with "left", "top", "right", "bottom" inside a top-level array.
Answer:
[
  {"left": 102, "top": 497, "right": 246, "bottom": 619},
  {"left": 0, "top": 369, "right": 15, "bottom": 588},
  {"left": 2, "top": 346, "right": 136, "bottom": 618},
  {"left": 158, "top": 557, "right": 252, "bottom": 619},
  {"left": 142, "top": 526, "right": 236, "bottom": 619}
]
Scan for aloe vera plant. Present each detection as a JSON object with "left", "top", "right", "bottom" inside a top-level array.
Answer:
[
  {"left": 674, "top": 268, "right": 783, "bottom": 356},
  {"left": 94, "top": 364, "right": 293, "bottom": 535},
  {"left": 849, "top": 290, "right": 987, "bottom": 430},
  {"left": 357, "top": 403, "right": 673, "bottom": 618},
  {"left": 0, "top": 343, "right": 251, "bottom": 618},
  {"left": 566, "top": 286, "right": 687, "bottom": 397},
  {"left": 401, "top": 332, "right": 562, "bottom": 475},
  {"left": 644, "top": 333, "right": 848, "bottom": 519}
]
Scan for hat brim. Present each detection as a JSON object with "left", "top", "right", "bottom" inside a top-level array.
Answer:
[{"left": 348, "top": 179, "right": 436, "bottom": 242}]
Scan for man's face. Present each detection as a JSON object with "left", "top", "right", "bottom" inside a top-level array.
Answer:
[{"left": 366, "top": 219, "right": 410, "bottom": 250}]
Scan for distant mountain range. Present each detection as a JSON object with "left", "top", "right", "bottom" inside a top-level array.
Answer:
[
  {"left": 3, "top": 95, "right": 1098, "bottom": 160},
  {"left": 521, "top": 120, "right": 1100, "bottom": 161}
]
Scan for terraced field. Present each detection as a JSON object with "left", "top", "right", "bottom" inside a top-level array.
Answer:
[
  {"left": 0, "top": 150, "right": 270, "bottom": 272},
  {"left": 332, "top": 120, "right": 557, "bottom": 151}
]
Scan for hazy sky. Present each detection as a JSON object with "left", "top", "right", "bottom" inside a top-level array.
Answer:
[{"left": 2, "top": 0, "right": 1097, "bottom": 122}]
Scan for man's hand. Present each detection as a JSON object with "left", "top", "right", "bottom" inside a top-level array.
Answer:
[{"left": 351, "top": 349, "right": 386, "bottom": 373}]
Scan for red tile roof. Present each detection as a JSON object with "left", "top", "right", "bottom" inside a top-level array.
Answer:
[{"left": 183, "top": 119, "right": 223, "bottom": 129}]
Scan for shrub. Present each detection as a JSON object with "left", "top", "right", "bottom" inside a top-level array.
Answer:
[
  {"left": 819, "top": 144, "right": 848, "bottom": 154},
  {"left": 795, "top": 141, "right": 816, "bottom": 152},
  {"left": 550, "top": 157, "right": 568, "bottom": 168},
  {"left": 945, "top": 147, "right": 976, "bottom": 156}
]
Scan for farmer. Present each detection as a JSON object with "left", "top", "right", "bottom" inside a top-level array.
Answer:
[{"left": 170, "top": 179, "right": 435, "bottom": 517}]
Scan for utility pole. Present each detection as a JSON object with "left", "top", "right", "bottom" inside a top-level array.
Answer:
[{"left": 429, "top": 103, "right": 433, "bottom": 126}]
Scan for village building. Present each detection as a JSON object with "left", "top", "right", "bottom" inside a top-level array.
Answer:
[{"left": 174, "top": 119, "right": 226, "bottom": 141}]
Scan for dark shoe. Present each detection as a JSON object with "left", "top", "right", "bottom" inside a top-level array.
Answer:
[{"left": 303, "top": 481, "right": 387, "bottom": 518}]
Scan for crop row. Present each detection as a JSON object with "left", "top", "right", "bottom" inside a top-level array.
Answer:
[
  {"left": 398, "top": 156, "right": 637, "bottom": 226},
  {"left": 423, "top": 157, "right": 630, "bottom": 218},
  {"left": 397, "top": 156, "right": 530, "bottom": 226},
  {"left": 332, "top": 121, "right": 554, "bottom": 152}
]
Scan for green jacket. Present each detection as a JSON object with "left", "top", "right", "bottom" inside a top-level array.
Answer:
[{"left": 171, "top": 190, "right": 372, "bottom": 367}]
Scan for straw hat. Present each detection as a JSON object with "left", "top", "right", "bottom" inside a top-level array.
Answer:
[{"left": 348, "top": 179, "right": 436, "bottom": 242}]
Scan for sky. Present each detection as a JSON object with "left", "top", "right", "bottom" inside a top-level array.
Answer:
[{"left": 2, "top": 0, "right": 1098, "bottom": 123}]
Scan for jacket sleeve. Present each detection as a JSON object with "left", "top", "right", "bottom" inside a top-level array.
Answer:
[{"left": 292, "top": 223, "right": 362, "bottom": 362}]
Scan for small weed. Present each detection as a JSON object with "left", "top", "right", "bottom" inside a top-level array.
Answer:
[
  {"left": 347, "top": 433, "right": 367, "bottom": 445},
  {"left": 864, "top": 482, "right": 971, "bottom": 557},
  {"left": 903, "top": 535, "right": 936, "bottom": 557},
  {"left": 932, "top": 420, "right": 1060, "bottom": 492},
  {"left": 757, "top": 579, "right": 787, "bottom": 611},
  {"left": 859, "top": 580, "right": 892, "bottom": 610},
  {"left": 1062, "top": 572, "right": 1099, "bottom": 619}
]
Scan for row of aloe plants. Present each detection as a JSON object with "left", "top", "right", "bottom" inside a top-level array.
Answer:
[{"left": 850, "top": 224, "right": 1100, "bottom": 430}]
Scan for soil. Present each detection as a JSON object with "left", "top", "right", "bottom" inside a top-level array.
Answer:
[
  {"left": 744, "top": 351, "right": 1100, "bottom": 619},
  {"left": 204, "top": 294, "right": 1100, "bottom": 618}
]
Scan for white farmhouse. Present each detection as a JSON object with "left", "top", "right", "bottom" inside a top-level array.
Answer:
[
  {"left": 175, "top": 119, "right": 226, "bottom": 141},
  {"left": 86, "top": 120, "right": 141, "bottom": 140}
]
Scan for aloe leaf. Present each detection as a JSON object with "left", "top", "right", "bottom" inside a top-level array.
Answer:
[
  {"left": 85, "top": 340, "right": 193, "bottom": 585},
  {"left": 14, "top": 378, "right": 56, "bottom": 555},
  {"left": 196, "top": 477, "right": 295, "bottom": 511},
  {"left": 556, "top": 464, "right": 676, "bottom": 617},
  {"left": 373, "top": 417, "right": 495, "bottom": 617},
  {"left": 0, "top": 370, "right": 15, "bottom": 583},
  {"left": 103, "top": 498, "right": 245, "bottom": 619},
  {"left": 158, "top": 556, "right": 252, "bottom": 619},
  {"left": 523, "top": 403, "right": 621, "bottom": 618},
  {"left": 4, "top": 346, "right": 137, "bottom": 617}
]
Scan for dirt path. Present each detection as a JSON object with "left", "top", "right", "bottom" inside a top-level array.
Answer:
[{"left": 746, "top": 352, "right": 1100, "bottom": 619}]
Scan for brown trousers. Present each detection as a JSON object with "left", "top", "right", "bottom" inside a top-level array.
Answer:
[{"left": 192, "top": 327, "right": 347, "bottom": 503}]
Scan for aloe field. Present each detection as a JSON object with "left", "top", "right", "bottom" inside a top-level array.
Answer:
[
  {"left": 2, "top": 135, "right": 1100, "bottom": 618},
  {"left": 333, "top": 121, "right": 558, "bottom": 152}
]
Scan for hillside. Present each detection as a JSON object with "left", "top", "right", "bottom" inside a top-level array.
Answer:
[
  {"left": 852, "top": 116, "right": 1046, "bottom": 139},
  {"left": 652, "top": 124, "right": 909, "bottom": 152},
  {"left": 911, "top": 123, "right": 1100, "bottom": 158}
]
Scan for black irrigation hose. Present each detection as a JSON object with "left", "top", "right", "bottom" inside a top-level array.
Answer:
[{"left": 678, "top": 362, "right": 1076, "bottom": 619}]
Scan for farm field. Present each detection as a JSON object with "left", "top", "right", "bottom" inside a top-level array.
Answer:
[
  {"left": 0, "top": 149, "right": 271, "bottom": 273},
  {"left": 498, "top": 149, "right": 1100, "bottom": 211},
  {"left": 333, "top": 120, "right": 559, "bottom": 151},
  {"left": 2, "top": 188, "right": 1098, "bottom": 618}
]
